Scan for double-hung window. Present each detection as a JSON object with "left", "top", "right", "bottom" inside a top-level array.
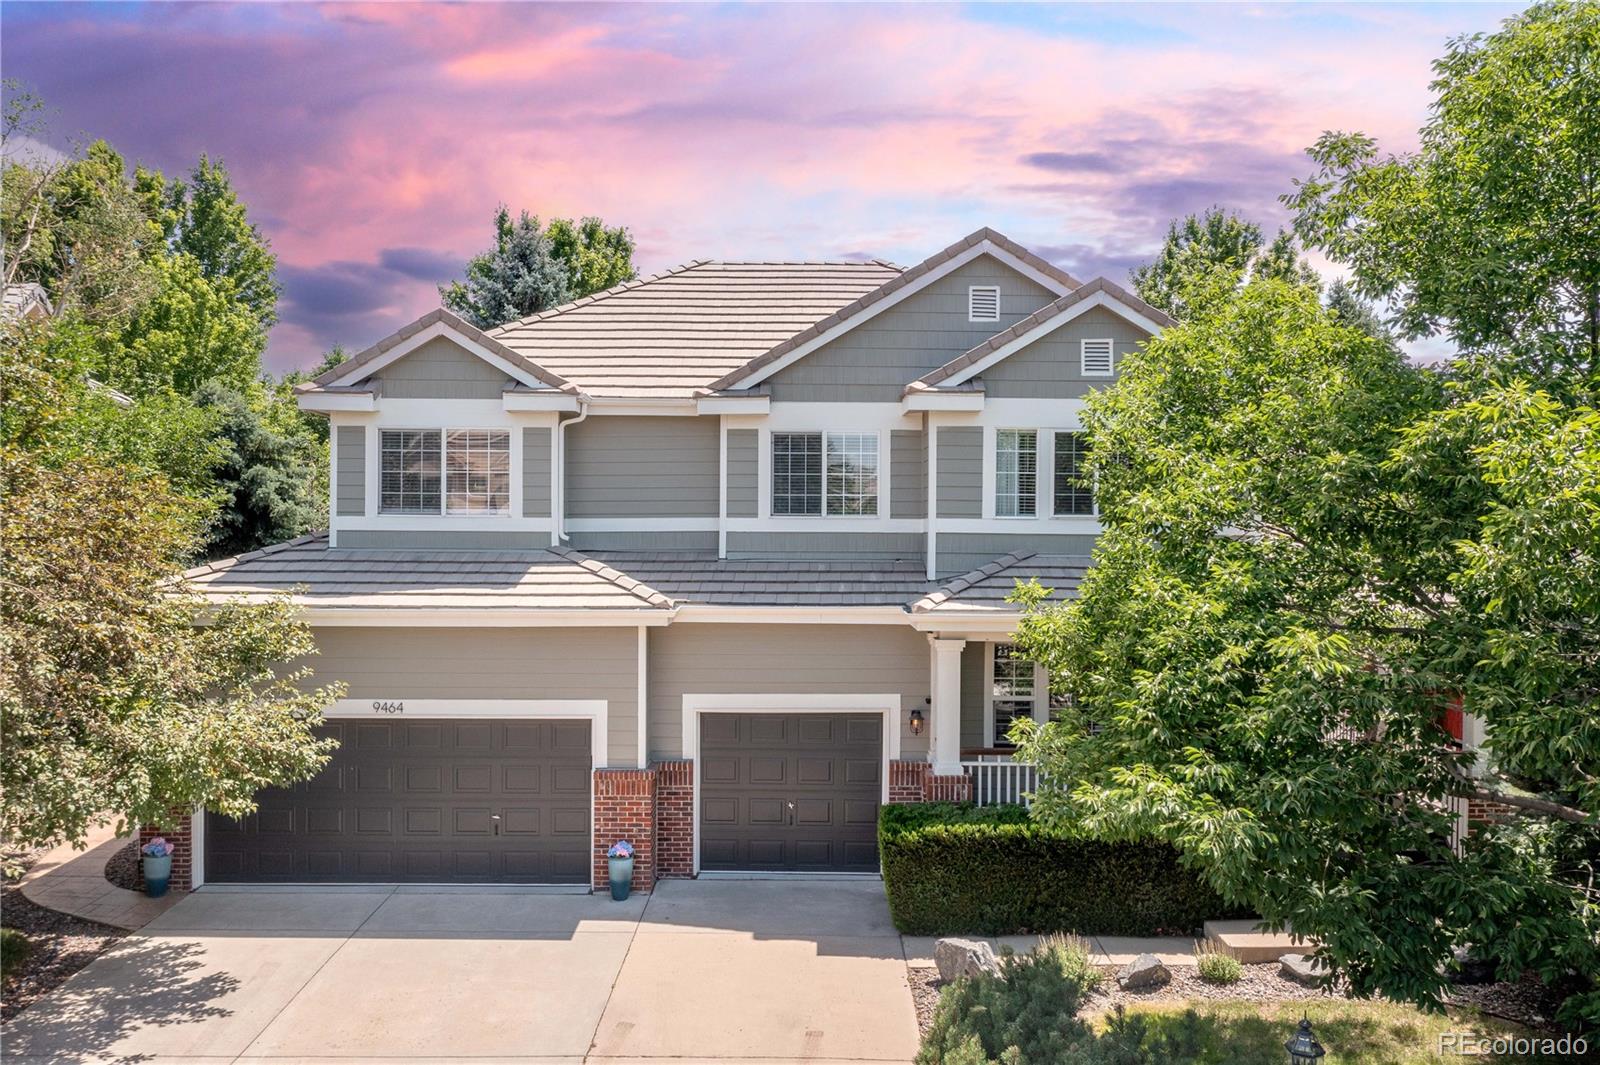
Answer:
[
  {"left": 989, "top": 643, "right": 1040, "bottom": 747},
  {"left": 1052, "top": 431, "right": 1094, "bottom": 515},
  {"left": 771, "top": 432, "right": 878, "bottom": 516},
  {"left": 994, "top": 429, "right": 1037, "bottom": 517},
  {"left": 380, "top": 428, "right": 509, "bottom": 515}
]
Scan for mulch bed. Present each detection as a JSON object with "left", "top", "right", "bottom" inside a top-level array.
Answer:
[
  {"left": 104, "top": 838, "right": 141, "bottom": 892},
  {"left": 2, "top": 847, "right": 128, "bottom": 1023},
  {"left": 909, "top": 960, "right": 1568, "bottom": 1036}
]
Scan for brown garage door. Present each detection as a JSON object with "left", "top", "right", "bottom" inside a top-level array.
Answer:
[
  {"left": 699, "top": 712, "right": 881, "bottom": 872},
  {"left": 206, "top": 718, "right": 592, "bottom": 884}
]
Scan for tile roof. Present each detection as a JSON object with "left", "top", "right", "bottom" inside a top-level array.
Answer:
[
  {"left": 180, "top": 534, "right": 671, "bottom": 612},
  {"left": 911, "top": 277, "right": 1177, "bottom": 392},
  {"left": 581, "top": 553, "right": 939, "bottom": 608},
  {"left": 487, "top": 261, "right": 901, "bottom": 399},
  {"left": 910, "top": 553, "right": 1089, "bottom": 614},
  {"left": 301, "top": 308, "right": 578, "bottom": 395},
  {"left": 705, "top": 228, "right": 1082, "bottom": 393}
]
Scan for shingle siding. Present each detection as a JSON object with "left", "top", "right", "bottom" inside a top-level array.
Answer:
[
  {"left": 960, "top": 642, "right": 985, "bottom": 748},
  {"left": 726, "top": 428, "right": 758, "bottom": 518},
  {"left": 765, "top": 256, "right": 1056, "bottom": 402},
  {"left": 936, "top": 427, "right": 983, "bottom": 519},
  {"left": 335, "top": 425, "right": 365, "bottom": 517},
  {"left": 369, "top": 335, "right": 510, "bottom": 399},
  {"left": 979, "top": 306, "right": 1150, "bottom": 399},
  {"left": 522, "top": 427, "right": 552, "bottom": 518},
  {"left": 566, "top": 416, "right": 719, "bottom": 519},
  {"left": 890, "top": 429, "right": 925, "bottom": 519}
]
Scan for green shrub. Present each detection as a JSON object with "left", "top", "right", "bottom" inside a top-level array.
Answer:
[
  {"left": 1195, "top": 946, "right": 1243, "bottom": 985},
  {"left": 918, "top": 946, "right": 1096, "bottom": 1065},
  {"left": 1, "top": 927, "right": 33, "bottom": 977},
  {"left": 880, "top": 803, "right": 1236, "bottom": 937},
  {"left": 1041, "top": 933, "right": 1103, "bottom": 994}
]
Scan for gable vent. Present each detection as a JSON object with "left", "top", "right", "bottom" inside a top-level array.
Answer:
[
  {"left": 1081, "top": 338, "right": 1114, "bottom": 376},
  {"left": 968, "top": 285, "right": 1000, "bottom": 322}
]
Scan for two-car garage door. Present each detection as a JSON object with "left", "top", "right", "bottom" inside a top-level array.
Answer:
[{"left": 206, "top": 718, "right": 592, "bottom": 884}]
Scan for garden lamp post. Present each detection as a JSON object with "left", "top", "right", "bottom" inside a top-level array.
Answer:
[{"left": 1285, "top": 1016, "right": 1326, "bottom": 1064}]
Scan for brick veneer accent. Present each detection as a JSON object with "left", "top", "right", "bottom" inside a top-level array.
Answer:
[
  {"left": 593, "top": 768, "right": 656, "bottom": 892},
  {"left": 654, "top": 760, "right": 694, "bottom": 879},
  {"left": 888, "top": 760, "right": 973, "bottom": 803},
  {"left": 1466, "top": 798, "right": 1518, "bottom": 825},
  {"left": 138, "top": 814, "right": 193, "bottom": 893}
]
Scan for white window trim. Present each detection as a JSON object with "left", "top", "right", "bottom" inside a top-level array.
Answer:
[
  {"left": 982, "top": 643, "right": 1049, "bottom": 749},
  {"left": 680, "top": 693, "right": 903, "bottom": 876},
  {"left": 1081, "top": 337, "right": 1115, "bottom": 377},
  {"left": 765, "top": 429, "right": 888, "bottom": 519},
  {"left": 991, "top": 427, "right": 1041, "bottom": 520},
  {"left": 378, "top": 426, "right": 514, "bottom": 519},
  {"left": 1048, "top": 429, "right": 1098, "bottom": 519},
  {"left": 968, "top": 284, "right": 1001, "bottom": 323}
]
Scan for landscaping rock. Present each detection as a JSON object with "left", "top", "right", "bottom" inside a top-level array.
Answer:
[
  {"left": 934, "top": 937, "right": 1000, "bottom": 982},
  {"left": 1279, "top": 953, "right": 1327, "bottom": 987},
  {"left": 1448, "top": 946, "right": 1497, "bottom": 986},
  {"left": 1116, "top": 953, "right": 1171, "bottom": 990}
]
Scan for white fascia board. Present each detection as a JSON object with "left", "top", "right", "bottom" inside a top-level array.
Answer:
[
  {"left": 910, "top": 612, "right": 1023, "bottom": 635},
  {"left": 670, "top": 604, "right": 913, "bottom": 625},
  {"left": 586, "top": 397, "right": 699, "bottom": 416},
  {"left": 731, "top": 240, "right": 1074, "bottom": 391},
  {"left": 902, "top": 391, "right": 985, "bottom": 413},
  {"left": 297, "top": 391, "right": 376, "bottom": 413},
  {"left": 298, "top": 608, "right": 675, "bottom": 627},
  {"left": 503, "top": 392, "right": 581, "bottom": 413},
  {"left": 939, "top": 290, "right": 1166, "bottom": 388},
  {"left": 696, "top": 394, "right": 771, "bottom": 415},
  {"left": 337, "top": 320, "right": 555, "bottom": 391}
]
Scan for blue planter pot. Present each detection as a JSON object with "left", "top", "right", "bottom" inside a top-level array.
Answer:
[
  {"left": 608, "top": 856, "right": 634, "bottom": 901},
  {"left": 142, "top": 853, "right": 172, "bottom": 898}
]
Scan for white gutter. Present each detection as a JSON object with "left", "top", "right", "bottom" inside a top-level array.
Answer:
[{"left": 555, "top": 397, "right": 592, "bottom": 544}]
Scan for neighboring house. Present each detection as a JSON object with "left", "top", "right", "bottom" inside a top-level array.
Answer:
[
  {"left": 2, "top": 282, "right": 52, "bottom": 322},
  {"left": 173, "top": 228, "right": 1173, "bottom": 893}
]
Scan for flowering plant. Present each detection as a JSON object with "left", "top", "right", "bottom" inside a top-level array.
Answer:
[
  {"left": 607, "top": 840, "right": 633, "bottom": 859},
  {"left": 141, "top": 837, "right": 175, "bottom": 858}
]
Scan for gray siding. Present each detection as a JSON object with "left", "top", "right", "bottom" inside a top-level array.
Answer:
[
  {"left": 726, "top": 531, "right": 923, "bottom": 561},
  {"left": 726, "top": 428, "right": 757, "bottom": 518},
  {"left": 890, "top": 429, "right": 924, "bottom": 519},
  {"left": 767, "top": 256, "right": 1057, "bottom": 402},
  {"left": 335, "top": 425, "right": 365, "bottom": 517},
  {"left": 936, "top": 427, "right": 982, "bottom": 519},
  {"left": 937, "top": 532, "right": 1099, "bottom": 578},
  {"left": 369, "top": 336, "right": 509, "bottom": 400},
  {"left": 567, "top": 416, "right": 719, "bottom": 518},
  {"left": 337, "top": 530, "right": 547, "bottom": 550},
  {"left": 308, "top": 627, "right": 640, "bottom": 768},
  {"left": 981, "top": 306, "right": 1151, "bottom": 399},
  {"left": 567, "top": 531, "right": 718, "bottom": 552},
  {"left": 647, "top": 623, "right": 931, "bottom": 761},
  {"left": 522, "top": 427, "right": 552, "bottom": 518},
  {"left": 960, "top": 641, "right": 985, "bottom": 749}
]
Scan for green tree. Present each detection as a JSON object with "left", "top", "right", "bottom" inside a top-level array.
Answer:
[
  {"left": 441, "top": 206, "right": 635, "bottom": 329},
  {"left": 194, "top": 381, "right": 325, "bottom": 559},
  {"left": 0, "top": 323, "right": 341, "bottom": 857},
  {"left": 1287, "top": 0, "right": 1600, "bottom": 383},
  {"left": 107, "top": 248, "right": 266, "bottom": 395},
  {"left": 1129, "top": 207, "right": 1314, "bottom": 320}
]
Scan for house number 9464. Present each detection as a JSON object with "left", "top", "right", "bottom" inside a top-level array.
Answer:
[{"left": 371, "top": 701, "right": 405, "bottom": 714}]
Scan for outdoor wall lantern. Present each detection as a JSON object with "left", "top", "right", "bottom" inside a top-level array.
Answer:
[
  {"left": 1285, "top": 1016, "right": 1326, "bottom": 1064},
  {"left": 909, "top": 704, "right": 926, "bottom": 737}
]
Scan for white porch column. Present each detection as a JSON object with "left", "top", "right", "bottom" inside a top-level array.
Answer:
[{"left": 930, "top": 637, "right": 966, "bottom": 776}]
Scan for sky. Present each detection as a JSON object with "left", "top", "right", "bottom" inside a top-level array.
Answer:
[{"left": 3, "top": 2, "right": 1521, "bottom": 373}]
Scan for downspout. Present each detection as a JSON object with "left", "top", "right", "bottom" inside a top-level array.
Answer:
[{"left": 555, "top": 396, "right": 591, "bottom": 544}]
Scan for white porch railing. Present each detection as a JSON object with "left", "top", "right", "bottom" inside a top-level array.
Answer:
[{"left": 961, "top": 757, "right": 1039, "bottom": 806}]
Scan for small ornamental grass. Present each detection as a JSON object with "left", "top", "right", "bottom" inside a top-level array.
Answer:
[
  {"left": 1040, "top": 933, "right": 1103, "bottom": 994},
  {"left": 1194, "top": 945, "right": 1243, "bottom": 986}
]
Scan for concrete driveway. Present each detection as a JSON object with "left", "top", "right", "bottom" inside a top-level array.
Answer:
[{"left": 4, "top": 878, "right": 919, "bottom": 1064}]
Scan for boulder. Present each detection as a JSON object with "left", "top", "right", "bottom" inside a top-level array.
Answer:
[
  {"left": 1448, "top": 946, "right": 1497, "bottom": 986},
  {"left": 1116, "top": 953, "right": 1171, "bottom": 990},
  {"left": 934, "top": 938, "right": 1000, "bottom": 982},
  {"left": 1279, "top": 953, "right": 1327, "bottom": 987}
]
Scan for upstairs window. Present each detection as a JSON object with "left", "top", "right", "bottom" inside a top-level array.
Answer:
[
  {"left": 1052, "top": 431, "right": 1094, "bottom": 515},
  {"left": 1081, "top": 338, "right": 1114, "bottom": 376},
  {"left": 381, "top": 428, "right": 508, "bottom": 515},
  {"left": 990, "top": 643, "right": 1039, "bottom": 747},
  {"left": 994, "top": 429, "right": 1037, "bottom": 517},
  {"left": 772, "top": 432, "right": 878, "bottom": 516},
  {"left": 968, "top": 285, "right": 1000, "bottom": 322}
]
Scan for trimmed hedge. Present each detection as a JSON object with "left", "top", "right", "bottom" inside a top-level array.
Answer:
[{"left": 879, "top": 802, "right": 1234, "bottom": 937}]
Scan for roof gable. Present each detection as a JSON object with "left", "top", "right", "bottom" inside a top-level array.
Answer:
[{"left": 705, "top": 228, "right": 1080, "bottom": 393}]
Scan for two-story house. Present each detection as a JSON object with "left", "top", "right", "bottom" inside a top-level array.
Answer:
[{"left": 175, "top": 228, "right": 1173, "bottom": 894}]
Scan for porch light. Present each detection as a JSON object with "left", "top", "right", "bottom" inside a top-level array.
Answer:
[
  {"left": 1285, "top": 1017, "right": 1325, "bottom": 1064},
  {"left": 909, "top": 706, "right": 926, "bottom": 737}
]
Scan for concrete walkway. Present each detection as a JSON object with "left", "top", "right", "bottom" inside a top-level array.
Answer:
[
  {"left": 903, "top": 933, "right": 1202, "bottom": 968},
  {"left": 18, "top": 823, "right": 184, "bottom": 930}
]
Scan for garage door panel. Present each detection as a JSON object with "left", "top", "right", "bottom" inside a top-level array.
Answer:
[
  {"left": 794, "top": 799, "right": 833, "bottom": 825},
  {"left": 846, "top": 717, "right": 880, "bottom": 743},
  {"left": 749, "top": 757, "right": 786, "bottom": 784},
  {"left": 206, "top": 719, "right": 591, "bottom": 884},
  {"left": 748, "top": 797, "right": 786, "bottom": 824},
  {"left": 750, "top": 716, "right": 787, "bottom": 743},
  {"left": 797, "top": 758, "right": 833, "bottom": 785},
  {"left": 798, "top": 717, "right": 834, "bottom": 743}
]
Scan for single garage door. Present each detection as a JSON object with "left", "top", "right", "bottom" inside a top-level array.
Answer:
[
  {"left": 699, "top": 712, "right": 881, "bottom": 872},
  {"left": 206, "top": 718, "right": 592, "bottom": 884}
]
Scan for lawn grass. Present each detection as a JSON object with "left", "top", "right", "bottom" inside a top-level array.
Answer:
[{"left": 1087, "top": 999, "right": 1582, "bottom": 1064}]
